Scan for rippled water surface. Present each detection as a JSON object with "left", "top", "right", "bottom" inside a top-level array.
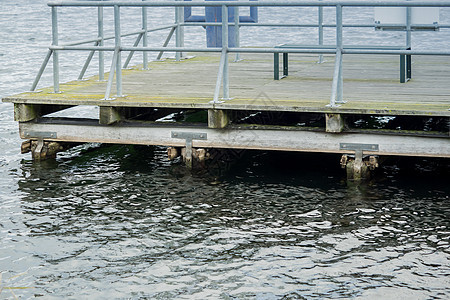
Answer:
[{"left": 1, "top": 1, "right": 450, "bottom": 299}]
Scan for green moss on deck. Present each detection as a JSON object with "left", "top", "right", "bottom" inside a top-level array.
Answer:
[{"left": 3, "top": 53, "right": 450, "bottom": 117}]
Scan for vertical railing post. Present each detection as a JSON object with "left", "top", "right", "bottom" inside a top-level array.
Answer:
[
  {"left": 318, "top": 4, "right": 324, "bottom": 63},
  {"left": 175, "top": 0, "right": 184, "bottom": 61},
  {"left": 98, "top": 3, "right": 104, "bottom": 80},
  {"left": 329, "top": 4, "right": 344, "bottom": 107},
  {"left": 51, "top": 7, "right": 60, "bottom": 93},
  {"left": 336, "top": 4, "right": 343, "bottom": 103},
  {"left": 114, "top": 5, "right": 123, "bottom": 97},
  {"left": 406, "top": 4, "right": 412, "bottom": 49},
  {"left": 234, "top": 6, "right": 241, "bottom": 62},
  {"left": 222, "top": 4, "right": 230, "bottom": 100},
  {"left": 142, "top": 0, "right": 149, "bottom": 70},
  {"left": 405, "top": 2, "right": 412, "bottom": 81}
]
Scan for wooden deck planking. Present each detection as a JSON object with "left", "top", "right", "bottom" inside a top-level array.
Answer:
[{"left": 3, "top": 53, "right": 450, "bottom": 116}]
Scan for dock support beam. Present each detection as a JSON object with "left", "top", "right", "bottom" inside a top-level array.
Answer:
[
  {"left": 18, "top": 121, "right": 450, "bottom": 160},
  {"left": 208, "top": 109, "right": 230, "bottom": 129},
  {"left": 99, "top": 106, "right": 123, "bottom": 125},
  {"left": 14, "top": 104, "right": 72, "bottom": 122}
]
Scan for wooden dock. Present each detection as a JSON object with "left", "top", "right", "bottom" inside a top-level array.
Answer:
[
  {"left": 2, "top": 52, "right": 449, "bottom": 178},
  {"left": 5, "top": 53, "right": 450, "bottom": 116}
]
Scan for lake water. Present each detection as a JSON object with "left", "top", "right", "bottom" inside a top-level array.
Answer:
[{"left": 0, "top": 1, "right": 449, "bottom": 299}]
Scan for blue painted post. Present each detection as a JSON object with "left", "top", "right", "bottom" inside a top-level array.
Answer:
[{"left": 205, "top": 0, "right": 236, "bottom": 47}]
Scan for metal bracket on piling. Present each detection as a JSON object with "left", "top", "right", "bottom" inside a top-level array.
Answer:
[
  {"left": 340, "top": 143, "right": 379, "bottom": 180},
  {"left": 23, "top": 131, "right": 58, "bottom": 161},
  {"left": 171, "top": 131, "right": 207, "bottom": 168},
  {"left": 340, "top": 143, "right": 379, "bottom": 153},
  {"left": 24, "top": 131, "right": 57, "bottom": 140}
]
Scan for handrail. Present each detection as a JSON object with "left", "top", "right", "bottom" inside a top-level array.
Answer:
[
  {"left": 31, "top": 0, "right": 450, "bottom": 107},
  {"left": 62, "top": 26, "right": 174, "bottom": 47},
  {"left": 46, "top": 1, "right": 450, "bottom": 7}
]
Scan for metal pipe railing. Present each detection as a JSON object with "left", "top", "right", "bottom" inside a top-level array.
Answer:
[
  {"left": 123, "top": 33, "right": 144, "bottom": 69},
  {"left": 114, "top": 5, "right": 123, "bottom": 97},
  {"left": 318, "top": 4, "right": 324, "bottom": 63},
  {"left": 79, "top": 41, "right": 100, "bottom": 80},
  {"left": 222, "top": 5, "right": 230, "bottom": 101},
  {"left": 31, "top": 25, "right": 175, "bottom": 86},
  {"left": 335, "top": 4, "right": 344, "bottom": 105},
  {"left": 181, "top": 22, "right": 450, "bottom": 28},
  {"left": 51, "top": 6, "right": 60, "bottom": 93},
  {"left": 34, "top": 0, "right": 450, "bottom": 106},
  {"left": 98, "top": 5, "right": 105, "bottom": 80},
  {"left": 49, "top": 45, "right": 450, "bottom": 56},
  {"left": 142, "top": 0, "right": 149, "bottom": 70},
  {"left": 47, "top": 1, "right": 450, "bottom": 8},
  {"left": 234, "top": 6, "right": 241, "bottom": 62},
  {"left": 175, "top": 0, "right": 182, "bottom": 61}
]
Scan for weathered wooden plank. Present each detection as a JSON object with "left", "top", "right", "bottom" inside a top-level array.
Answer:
[
  {"left": 14, "top": 103, "right": 73, "bottom": 122},
  {"left": 208, "top": 109, "right": 230, "bottom": 129},
  {"left": 19, "top": 120, "right": 450, "bottom": 158},
  {"left": 326, "top": 114, "right": 345, "bottom": 133},
  {"left": 99, "top": 106, "right": 122, "bottom": 125}
]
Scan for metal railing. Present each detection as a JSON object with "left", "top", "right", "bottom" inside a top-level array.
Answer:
[{"left": 33, "top": 0, "right": 450, "bottom": 107}]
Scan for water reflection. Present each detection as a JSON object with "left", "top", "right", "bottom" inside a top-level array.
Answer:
[{"left": 13, "top": 145, "right": 449, "bottom": 298}]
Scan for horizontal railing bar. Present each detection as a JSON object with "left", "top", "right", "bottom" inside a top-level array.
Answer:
[
  {"left": 48, "top": 1, "right": 450, "bottom": 8},
  {"left": 182, "top": 22, "right": 450, "bottom": 28},
  {"left": 343, "top": 49, "right": 450, "bottom": 55},
  {"left": 240, "top": 23, "right": 450, "bottom": 28},
  {"left": 49, "top": 45, "right": 337, "bottom": 54},
  {"left": 50, "top": 46, "right": 116, "bottom": 51},
  {"left": 244, "top": 23, "right": 375, "bottom": 28},
  {"left": 143, "top": 24, "right": 176, "bottom": 33},
  {"left": 49, "top": 45, "right": 223, "bottom": 52},
  {"left": 61, "top": 25, "right": 175, "bottom": 46},
  {"left": 63, "top": 37, "right": 102, "bottom": 47},
  {"left": 51, "top": 23, "right": 450, "bottom": 48},
  {"left": 182, "top": 22, "right": 375, "bottom": 28},
  {"left": 48, "top": 44, "right": 450, "bottom": 56},
  {"left": 232, "top": 48, "right": 450, "bottom": 55},
  {"left": 121, "top": 46, "right": 222, "bottom": 52},
  {"left": 229, "top": 47, "right": 338, "bottom": 54}
]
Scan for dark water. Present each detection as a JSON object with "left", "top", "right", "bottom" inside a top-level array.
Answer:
[{"left": 1, "top": 1, "right": 450, "bottom": 299}]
